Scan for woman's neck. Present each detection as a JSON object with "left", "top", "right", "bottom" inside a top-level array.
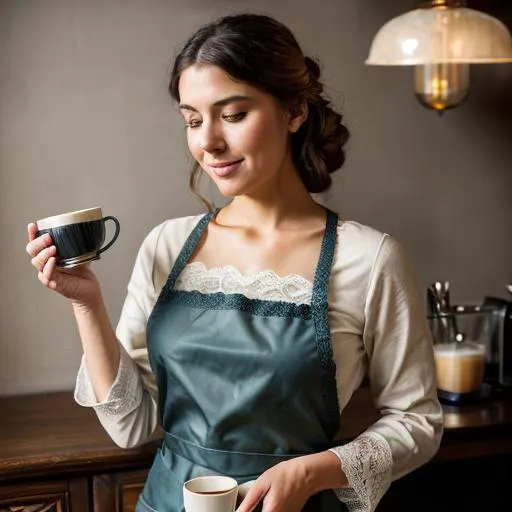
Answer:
[{"left": 217, "top": 187, "right": 326, "bottom": 232}]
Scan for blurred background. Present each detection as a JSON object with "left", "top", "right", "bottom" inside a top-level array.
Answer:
[{"left": 0, "top": 0, "right": 510, "bottom": 395}]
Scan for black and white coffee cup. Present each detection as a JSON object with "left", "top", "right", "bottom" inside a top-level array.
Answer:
[{"left": 36, "top": 207, "right": 120, "bottom": 268}]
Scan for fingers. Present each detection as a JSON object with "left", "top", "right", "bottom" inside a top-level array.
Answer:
[
  {"left": 26, "top": 225, "right": 52, "bottom": 258},
  {"left": 26, "top": 223, "right": 58, "bottom": 275},
  {"left": 26, "top": 223, "right": 61, "bottom": 291},
  {"left": 30, "top": 244, "right": 57, "bottom": 273},
  {"left": 27, "top": 222, "right": 38, "bottom": 242},
  {"left": 38, "top": 256, "right": 58, "bottom": 289},
  {"left": 236, "top": 484, "right": 266, "bottom": 512}
]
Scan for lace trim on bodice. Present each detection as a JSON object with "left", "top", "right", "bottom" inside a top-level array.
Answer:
[{"left": 175, "top": 261, "right": 313, "bottom": 305}]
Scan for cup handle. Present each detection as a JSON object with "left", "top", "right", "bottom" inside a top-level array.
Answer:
[{"left": 98, "top": 216, "right": 121, "bottom": 254}]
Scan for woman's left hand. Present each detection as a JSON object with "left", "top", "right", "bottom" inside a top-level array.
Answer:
[{"left": 236, "top": 458, "right": 313, "bottom": 512}]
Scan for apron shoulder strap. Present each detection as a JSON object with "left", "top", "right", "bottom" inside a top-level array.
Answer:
[
  {"left": 311, "top": 208, "right": 341, "bottom": 438},
  {"left": 164, "top": 210, "right": 217, "bottom": 292}
]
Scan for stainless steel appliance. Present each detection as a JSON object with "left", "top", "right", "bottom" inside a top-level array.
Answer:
[{"left": 482, "top": 295, "right": 512, "bottom": 389}]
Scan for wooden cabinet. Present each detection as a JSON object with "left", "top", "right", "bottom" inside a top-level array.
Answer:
[
  {"left": 0, "top": 479, "right": 89, "bottom": 512},
  {"left": 0, "top": 473, "right": 145, "bottom": 512},
  {"left": 93, "top": 470, "right": 149, "bottom": 512},
  {"left": 0, "top": 390, "right": 511, "bottom": 511},
  {"left": 0, "top": 392, "right": 157, "bottom": 512}
]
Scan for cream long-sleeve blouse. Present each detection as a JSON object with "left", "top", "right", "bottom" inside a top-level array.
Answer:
[{"left": 74, "top": 214, "right": 443, "bottom": 512}]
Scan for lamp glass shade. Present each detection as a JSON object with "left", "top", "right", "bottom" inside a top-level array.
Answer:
[
  {"left": 366, "top": 7, "right": 512, "bottom": 65},
  {"left": 414, "top": 63, "right": 470, "bottom": 112}
]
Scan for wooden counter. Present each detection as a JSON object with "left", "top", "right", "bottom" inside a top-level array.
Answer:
[
  {"left": 340, "top": 386, "right": 512, "bottom": 461},
  {"left": 0, "top": 388, "right": 511, "bottom": 511}
]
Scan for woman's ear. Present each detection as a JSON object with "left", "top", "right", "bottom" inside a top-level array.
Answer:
[{"left": 288, "top": 100, "right": 308, "bottom": 133}]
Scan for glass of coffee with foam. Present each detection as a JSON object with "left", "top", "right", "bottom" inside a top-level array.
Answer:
[{"left": 434, "top": 341, "right": 486, "bottom": 395}]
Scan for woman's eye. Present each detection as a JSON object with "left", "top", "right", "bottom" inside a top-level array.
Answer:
[
  {"left": 222, "top": 112, "right": 247, "bottom": 123},
  {"left": 186, "top": 119, "right": 202, "bottom": 128}
]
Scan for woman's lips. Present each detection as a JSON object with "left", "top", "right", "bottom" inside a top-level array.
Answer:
[{"left": 207, "top": 159, "right": 244, "bottom": 178}]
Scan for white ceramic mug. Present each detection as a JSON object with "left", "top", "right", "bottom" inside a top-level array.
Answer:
[{"left": 183, "top": 475, "right": 238, "bottom": 512}]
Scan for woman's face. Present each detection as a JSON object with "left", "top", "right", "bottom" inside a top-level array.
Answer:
[{"left": 178, "top": 64, "right": 297, "bottom": 198}]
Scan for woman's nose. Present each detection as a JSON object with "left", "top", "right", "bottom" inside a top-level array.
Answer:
[{"left": 199, "top": 123, "right": 226, "bottom": 153}]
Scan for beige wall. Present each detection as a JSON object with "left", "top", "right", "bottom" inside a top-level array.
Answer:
[{"left": 1, "top": 0, "right": 511, "bottom": 396}]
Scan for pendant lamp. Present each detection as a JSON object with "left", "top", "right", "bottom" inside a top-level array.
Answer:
[{"left": 365, "top": 0, "right": 512, "bottom": 114}]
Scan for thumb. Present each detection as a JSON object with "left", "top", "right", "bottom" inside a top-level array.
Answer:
[
  {"left": 236, "top": 481, "right": 267, "bottom": 512},
  {"left": 27, "top": 222, "right": 38, "bottom": 242}
]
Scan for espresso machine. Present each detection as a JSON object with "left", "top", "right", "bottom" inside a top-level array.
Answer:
[
  {"left": 482, "top": 293, "right": 512, "bottom": 389},
  {"left": 427, "top": 281, "right": 512, "bottom": 405}
]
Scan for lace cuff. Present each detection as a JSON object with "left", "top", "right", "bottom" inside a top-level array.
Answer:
[
  {"left": 329, "top": 432, "right": 393, "bottom": 512},
  {"left": 74, "top": 342, "right": 143, "bottom": 417}
]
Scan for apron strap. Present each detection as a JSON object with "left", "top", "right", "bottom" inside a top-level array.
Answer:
[
  {"left": 311, "top": 208, "right": 341, "bottom": 438},
  {"left": 163, "top": 431, "right": 310, "bottom": 481},
  {"left": 161, "top": 210, "right": 216, "bottom": 296}
]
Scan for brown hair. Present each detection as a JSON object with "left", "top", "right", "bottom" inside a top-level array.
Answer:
[{"left": 169, "top": 13, "right": 350, "bottom": 208}]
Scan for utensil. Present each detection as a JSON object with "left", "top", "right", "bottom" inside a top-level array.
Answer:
[{"left": 428, "top": 281, "right": 461, "bottom": 342}]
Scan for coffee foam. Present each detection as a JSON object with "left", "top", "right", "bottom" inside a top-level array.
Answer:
[
  {"left": 434, "top": 343, "right": 485, "bottom": 357},
  {"left": 37, "top": 207, "right": 102, "bottom": 230},
  {"left": 434, "top": 342, "right": 486, "bottom": 394}
]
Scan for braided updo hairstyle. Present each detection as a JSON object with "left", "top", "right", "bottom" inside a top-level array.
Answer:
[{"left": 169, "top": 13, "right": 350, "bottom": 204}]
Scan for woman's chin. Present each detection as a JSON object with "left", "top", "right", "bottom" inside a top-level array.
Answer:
[{"left": 215, "top": 182, "right": 250, "bottom": 198}]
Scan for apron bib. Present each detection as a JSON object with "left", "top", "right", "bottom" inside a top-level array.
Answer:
[{"left": 137, "top": 209, "right": 346, "bottom": 512}]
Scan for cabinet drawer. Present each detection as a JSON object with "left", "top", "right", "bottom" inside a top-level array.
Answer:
[
  {"left": 0, "top": 479, "right": 88, "bottom": 512},
  {"left": 93, "top": 469, "right": 148, "bottom": 512}
]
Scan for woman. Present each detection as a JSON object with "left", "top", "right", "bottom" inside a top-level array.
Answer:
[{"left": 26, "top": 13, "right": 443, "bottom": 512}]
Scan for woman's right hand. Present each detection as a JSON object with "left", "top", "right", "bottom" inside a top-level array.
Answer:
[{"left": 26, "top": 222, "right": 102, "bottom": 308}]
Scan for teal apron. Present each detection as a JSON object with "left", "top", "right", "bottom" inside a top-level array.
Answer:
[{"left": 137, "top": 209, "right": 346, "bottom": 512}]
